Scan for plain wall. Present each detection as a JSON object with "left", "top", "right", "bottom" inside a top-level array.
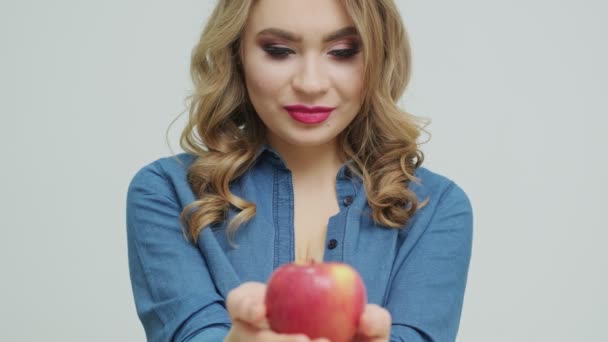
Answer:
[{"left": 1, "top": 0, "right": 606, "bottom": 340}]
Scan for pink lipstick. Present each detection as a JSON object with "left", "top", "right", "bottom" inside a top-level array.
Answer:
[{"left": 284, "top": 105, "right": 335, "bottom": 124}]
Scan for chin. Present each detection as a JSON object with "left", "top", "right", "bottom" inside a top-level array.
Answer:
[{"left": 275, "top": 132, "right": 338, "bottom": 148}]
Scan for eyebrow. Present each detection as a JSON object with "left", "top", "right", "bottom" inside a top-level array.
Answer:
[{"left": 256, "top": 26, "right": 359, "bottom": 43}]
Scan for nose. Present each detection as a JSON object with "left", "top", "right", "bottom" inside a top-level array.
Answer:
[{"left": 291, "top": 55, "right": 330, "bottom": 97}]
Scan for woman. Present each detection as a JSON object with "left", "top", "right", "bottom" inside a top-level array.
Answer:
[{"left": 126, "top": 0, "right": 473, "bottom": 341}]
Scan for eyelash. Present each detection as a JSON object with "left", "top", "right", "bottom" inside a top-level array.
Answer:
[{"left": 262, "top": 46, "right": 360, "bottom": 60}]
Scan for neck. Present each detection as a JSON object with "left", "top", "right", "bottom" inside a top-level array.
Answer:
[{"left": 267, "top": 136, "right": 344, "bottom": 185}]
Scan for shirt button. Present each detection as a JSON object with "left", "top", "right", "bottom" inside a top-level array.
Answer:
[
  {"left": 343, "top": 196, "right": 353, "bottom": 206},
  {"left": 344, "top": 168, "right": 352, "bottom": 178},
  {"left": 327, "top": 239, "right": 338, "bottom": 250}
]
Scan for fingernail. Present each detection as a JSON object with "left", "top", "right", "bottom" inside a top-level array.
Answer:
[
  {"left": 250, "top": 304, "right": 261, "bottom": 319},
  {"left": 360, "top": 315, "right": 370, "bottom": 333},
  {"left": 255, "top": 304, "right": 267, "bottom": 321}
]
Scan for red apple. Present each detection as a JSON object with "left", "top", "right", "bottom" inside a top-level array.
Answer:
[{"left": 265, "top": 261, "right": 367, "bottom": 342}]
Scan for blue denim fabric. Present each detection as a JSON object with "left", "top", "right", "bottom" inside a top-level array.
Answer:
[{"left": 126, "top": 144, "right": 473, "bottom": 342}]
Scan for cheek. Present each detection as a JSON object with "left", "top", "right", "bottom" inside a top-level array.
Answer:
[
  {"left": 243, "top": 56, "right": 288, "bottom": 100},
  {"left": 332, "top": 62, "right": 365, "bottom": 102}
]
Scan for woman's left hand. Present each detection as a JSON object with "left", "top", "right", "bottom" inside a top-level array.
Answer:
[{"left": 353, "top": 304, "right": 392, "bottom": 342}]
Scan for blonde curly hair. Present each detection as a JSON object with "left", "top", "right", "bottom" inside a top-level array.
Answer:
[{"left": 177, "top": 0, "right": 429, "bottom": 244}]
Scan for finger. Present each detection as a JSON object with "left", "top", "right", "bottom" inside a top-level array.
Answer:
[
  {"left": 256, "top": 330, "right": 310, "bottom": 342},
  {"left": 226, "top": 282, "right": 268, "bottom": 323},
  {"left": 237, "top": 295, "right": 265, "bottom": 324},
  {"left": 226, "top": 285, "right": 247, "bottom": 319},
  {"left": 231, "top": 318, "right": 272, "bottom": 337},
  {"left": 358, "top": 304, "right": 392, "bottom": 338},
  {"left": 353, "top": 331, "right": 390, "bottom": 342}
]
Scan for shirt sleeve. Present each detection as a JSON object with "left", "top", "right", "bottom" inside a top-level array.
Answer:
[
  {"left": 386, "top": 182, "right": 474, "bottom": 342},
  {"left": 126, "top": 162, "right": 232, "bottom": 342}
]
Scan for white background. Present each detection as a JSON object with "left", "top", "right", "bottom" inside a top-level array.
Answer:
[{"left": 1, "top": 0, "right": 606, "bottom": 341}]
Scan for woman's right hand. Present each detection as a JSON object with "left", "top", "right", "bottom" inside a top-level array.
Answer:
[{"left": 223, "top": 281, "right": 330, "bottom": 342}]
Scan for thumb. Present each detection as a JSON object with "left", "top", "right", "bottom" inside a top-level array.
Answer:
[{"left": 358, "top": 304, "right": 392, "bottom": 338}]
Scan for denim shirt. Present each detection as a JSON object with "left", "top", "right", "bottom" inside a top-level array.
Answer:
[{"left": 126, "top": 144, "right": 473, "bottom": 342}]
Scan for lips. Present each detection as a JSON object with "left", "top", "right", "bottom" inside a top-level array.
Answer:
[{"left": 284, "top": 105, "right": 335, "bottom": 124}]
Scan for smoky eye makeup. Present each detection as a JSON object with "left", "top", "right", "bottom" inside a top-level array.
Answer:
[
  {"left": 260, "top": 41, "right": 361, "bottom": 60},
  {"left": 261, "top": 44, "right": 294, "bottom": 58},
  {"left": 329, "top": 42, "right": 361, "bottom": 58}
]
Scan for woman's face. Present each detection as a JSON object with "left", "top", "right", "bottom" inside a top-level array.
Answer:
[{"left": 240, "top": 0, "right": 364, "bottom": 148}]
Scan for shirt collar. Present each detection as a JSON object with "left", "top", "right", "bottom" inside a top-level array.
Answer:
[
  {"left": 253, "top": 143, "right": 288, "bottom": 168},
  {"left": 253, "top": 143, "right": 360, "bottom": 181}
]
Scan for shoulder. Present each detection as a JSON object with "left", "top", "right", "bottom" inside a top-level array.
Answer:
[
  {"left": 410, "top": 166, "right": 471, "bottom": 206},
  {"left": 407, "top": 166, "right": 473, "bottom": 230},
  {"left": 127, "top": 152, "right": 197, "bottom": 203}
]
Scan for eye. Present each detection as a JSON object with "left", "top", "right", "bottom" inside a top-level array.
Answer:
[
  {"left": 261, "top": 44, "right": 361, "bottom": 60},
  {"left": 329, "top": 48, "right": 360, "bottom": 59},
  {"left": 263, "top": 45, "right": 294, "bottom": 59}
]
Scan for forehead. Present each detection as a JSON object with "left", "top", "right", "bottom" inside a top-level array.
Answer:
[{"left": 245, "top": 0, "right": 354, "bottom": 38}]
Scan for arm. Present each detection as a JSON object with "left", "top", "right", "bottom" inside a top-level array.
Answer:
[
  {"left": 126, "top": 163, "right": 231, "bottom": 342},
  {"left": 386, "top": 182, "right": 474, "bottom": 342}
]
